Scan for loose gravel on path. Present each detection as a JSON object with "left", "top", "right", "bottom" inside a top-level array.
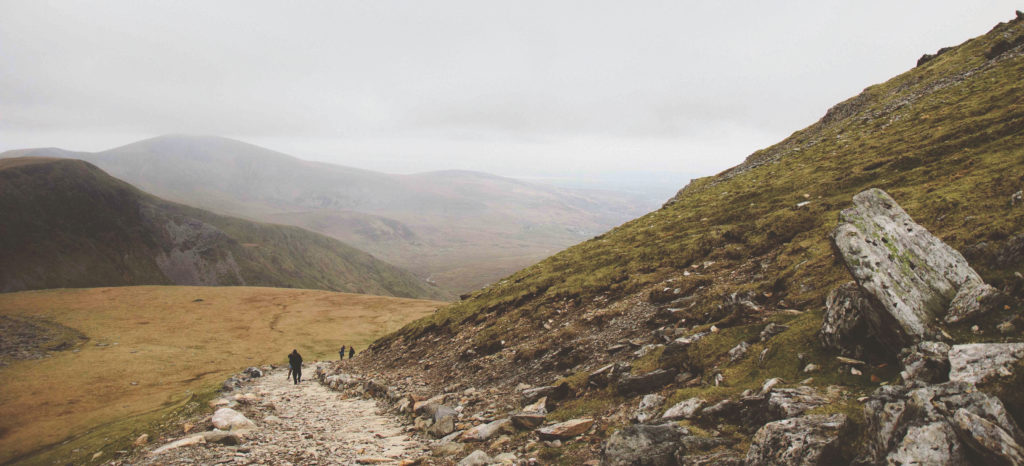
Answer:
[{"left": 140, "top": 366, "right": 429, "bottom": 465}]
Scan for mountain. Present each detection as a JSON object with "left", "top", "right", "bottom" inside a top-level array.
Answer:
[
  {"left": 0, "top": 157, "right": 445, "bottom": 299},
  {"left": 340, "top": 13, "right": 1024, "bottom": 463},
  {"left": 1, "top": 136, "right": 653, "bottom": 293}
]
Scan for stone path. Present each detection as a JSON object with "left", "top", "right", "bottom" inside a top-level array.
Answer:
[{"left": 141, "top": 366, "right": 429, "bottom": 465}]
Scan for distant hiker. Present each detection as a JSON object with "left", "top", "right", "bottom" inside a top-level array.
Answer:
[
  {"left": 339, "top": 345, "right": 346, "bottom": 360},
  {"left": 349, "top": 346, "right": 355, "bottom": 359},
  {"left": 288, "top": 349, "right": 303, "bottom": 384}
]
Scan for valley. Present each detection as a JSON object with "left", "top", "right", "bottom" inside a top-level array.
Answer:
[
  {"left": 2, "top": 136, "right": 654, "bottom": 294},
  {"left": 0, "top": 286, "right": 442, "bottom": 464}
]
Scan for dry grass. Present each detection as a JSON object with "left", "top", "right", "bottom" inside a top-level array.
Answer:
[{"left": 0, "top": 285, "right": 443, "bottom": 463}]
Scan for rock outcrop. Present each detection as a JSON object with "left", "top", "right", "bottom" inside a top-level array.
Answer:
[
  {"left": 860, "top": 381, "right": 1024, "bottom": 464},
  {"left": 745, "top": 414, "right": 847, "bottom": 466},
  {"left": 831, "top": 188, "right": 998, "bottom": 348},
  {"left": 948, "top": 343, "right": 1024, "bottom": 384}
]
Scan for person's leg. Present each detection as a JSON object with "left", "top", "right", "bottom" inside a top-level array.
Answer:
[{"left": 295, "top": 367, "right": 301, "bottom": 383}]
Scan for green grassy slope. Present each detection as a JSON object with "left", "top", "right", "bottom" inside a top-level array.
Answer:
[
  {"left": 355, "top": 13, "right": 1024, "bottom": 456},
  {"left": 0, "top": 158, "right": 445, "bottom": 299}
]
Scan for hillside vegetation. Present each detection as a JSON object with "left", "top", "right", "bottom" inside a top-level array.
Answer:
[
  {"left": 349, "top": 13, "right": 1024, "bottom": 462},
  {"left": 2, "top": 135, "right": 652, "bottom": 293},
  {"left": 0, "top": 286, "right": 442, "bottom": 465},
  {"left": 0, "top": 158, "right": 445, "bottom": 299}
]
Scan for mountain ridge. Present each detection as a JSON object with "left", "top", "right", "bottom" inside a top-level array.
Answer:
[
  {"left": 0, "top": 157, "right": 445, "bottom": 299},
  {"left": 0, "top": 134, "right": 654, "bottom": 293}
]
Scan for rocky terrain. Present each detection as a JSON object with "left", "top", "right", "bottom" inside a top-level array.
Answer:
[
  {"left": 126, "top": 365, "right": 429, "bottom": 465},
  {"left": 312, "top": 11, "right": 1024, "bottom": 465}
]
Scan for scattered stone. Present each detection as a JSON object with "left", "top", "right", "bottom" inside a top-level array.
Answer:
[
  {"left": 948, "top": 343, "right": 1024, "bottom": 384},
  {"left": 511, "top": 412, "right": 546, "bottom": 430},
  {"left": 661, "top": 397, "right": 705, "bottom": 420},
  {"left": 759, "top": 377, "right": 783, "bottom": 396},
  {"left": 211, "top": 408, "right": 256, "bottom": 431},
  {"left": 802, "top": 363, "right": 819, "bottom": 373},
  {"left": 616, "top": 369, "right": 676, "bottom": 396},
  {"left": 521, "top": 383, "right": 570, "bottom": 404},
  {"left": 835, "top": 356, "right": 865, "bottom": 366},
  {"left": 493, "top": 452, "right": 517, "bottom": 464},
  {"left": 150, "top": 435, "right": 206, "bottom": 455},
  {"left": 244, "top": 367, "right": 263, "bottom": 378},
  {"left": 634, "top": 394, "right": 666, "bottom": 423},
  {"left": 727, "top": 341, "right": 749, "bottom": 363},
  {"left": 522, "top": 397, "right": 549, "bottom": 414},
  {"left": 536, "top": 418, "right": 594, "bottom": 440},
  {"left": 200, "top": 430, "right": 243, "bottom": 445},
  {"left": 851, "top": 367, "right": 863, "bottom": 376},
  {"left": 459, "top": 418, "right": 513, "bottom": 442},
  {"left": 133, "top": 434, "right": 149, "bottom": 446},
  {"left": 745, "top": 414, "right": 848, "bottom": 466},
  {"left": 759, "top": 323, "right": 788, "bottom": 342}
]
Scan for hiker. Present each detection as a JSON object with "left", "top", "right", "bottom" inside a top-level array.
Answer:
[
  {"left": 349, "top": 346, "right": 355, "bottom": 359},
  {"left": 339, "top": 345, "right": 346, "bottom": 360},
  {"left": 288, "top": 349, "right": 303, "bottom": 384}
]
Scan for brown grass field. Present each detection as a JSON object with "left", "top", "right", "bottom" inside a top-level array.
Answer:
[{"left": 0, "top": 286, "right": 443, "bottom": 464}]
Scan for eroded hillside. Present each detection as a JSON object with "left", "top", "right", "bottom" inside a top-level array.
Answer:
[
  {"left": 0, "top": 158, "right": 445, "bottom": 299},
  {"left": 340, "top": 13, "right": 1024, "bottom": 463}
]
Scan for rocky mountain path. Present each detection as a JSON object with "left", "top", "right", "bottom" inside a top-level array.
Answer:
[{"left": 141, "top": 366, "right": 429, "bottom": 465}]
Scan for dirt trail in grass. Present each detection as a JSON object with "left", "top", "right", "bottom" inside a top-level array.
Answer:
[{"left": 142, "top": 366, "right": 427, "bottom": 465}]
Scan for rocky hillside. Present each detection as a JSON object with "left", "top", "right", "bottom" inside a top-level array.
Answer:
[
  {"left": 330, "top": 12, "right": 1024, "bottom": 464},
  {"left": 0, "top": 157, "right": 444, "bottom": 299},
  {"left": 2, "top": 135, "right": 653, "bottom": 294}
]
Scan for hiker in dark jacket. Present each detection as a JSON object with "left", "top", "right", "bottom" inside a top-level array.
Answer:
[
  {"left": 339, "top": 345, "right": 346, "bottom": 360},
  {"left": 349, "top": 346, "right": 355, "bottom": 359},
  {"left": 288, "top": 349, "right": 303, "bottom": 384}
]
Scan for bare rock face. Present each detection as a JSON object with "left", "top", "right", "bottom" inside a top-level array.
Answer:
[
  {"left": 602, "top": 423, "right": 689, "bottom": 466},
  {"left": 634, "top": 394, "right": 666, "bottom": 423},
  {"left": 616, "top": 369, "right": 676, "bottom": 397},
  {"left": 951, "top": 408, "right": 1024, "bottom": 465},
  {"left": 898, "top": 341, "right": 951, "bottom": 386},
  {"left": 744, "top": 414, "right": 847, "bottom": 466},
  {"left": 860, "top": 381, "right": 1024, "bottom": 465},
  {"left": 948, "top": 343, "right": 1024, "bottom": 384},
  {"left": 818, "top": 281, "right": 877, "bottom": 358},
  {"left": 831, "top": 188, "right": 996, "bottom": 348}
]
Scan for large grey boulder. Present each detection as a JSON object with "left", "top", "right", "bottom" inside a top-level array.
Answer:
[
  {"left": 744, "top": 414, "right": 847, "bottom": 466},
  {"left": 859, "top": 381, "right": 1024, "bottom": 465},
  {"left": 831, "top": 188, "right": 994, "bottom": 348},
  {"left": 602, "top": 423, "right": 688, "bottom": 466},
  {"left": 948, "top": 343, "right": 1024, "bottom": 384}
]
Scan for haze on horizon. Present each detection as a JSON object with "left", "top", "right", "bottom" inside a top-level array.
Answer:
[{"left": 1, "top": 1, "right": 1019, "bottom": 198}]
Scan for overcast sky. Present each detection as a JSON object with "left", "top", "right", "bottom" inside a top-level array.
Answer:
[{"left": 1, "top": 1, "right": 1020, "bottom": 196}]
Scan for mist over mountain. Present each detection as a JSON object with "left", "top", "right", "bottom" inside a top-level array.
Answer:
[
  {"left": 4, "top": 135, "right": 652, "bottom": 293},
  {"left": 0, "top": 157, "right": 444, "bottom": 299}
]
